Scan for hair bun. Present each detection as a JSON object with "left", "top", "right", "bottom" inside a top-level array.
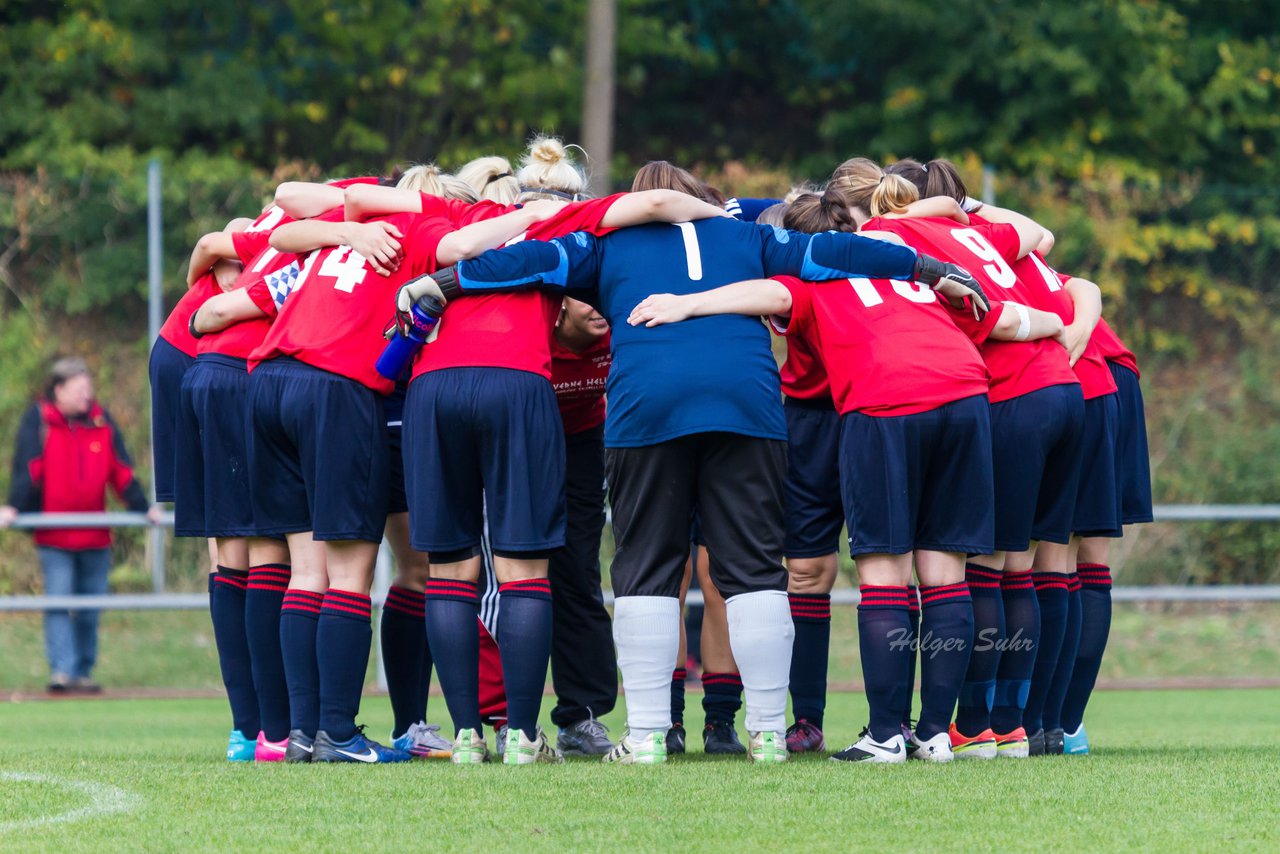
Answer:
[{"left": 529, "top": 135, "right": 567, "bottom": 165}]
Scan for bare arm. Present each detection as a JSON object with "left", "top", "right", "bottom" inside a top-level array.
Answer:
[
  {"left": 436, "top": 200, "right": 567, "bottom": 265},
  {"left": 192, "top": 289, "right": 268, "bottom": 335},
  {"left": 881, "top": 196, "right": 970, "bottom": 224},
  {"left": 627, "top": 279, "right": 793, "bottom": 328},
  {"left": 1060, "top": 276, "right": 1102, "bottom": 366},
  {"left": 989, "top": 301, "right": 1066, "bottom": 345},
  {"left": 344, "top": 184, "right": 423, "bottom": 221},
  {"left": 186, "top": 232, "right": 239, "bottom": 286},
  {"left": 978, "top": 203, "right": 1055, "bottom": 256},
  {"left": 599, "top": 189, "right": 731, "bottom": 229},
  {"left": 269, "top": 219, "right": 405, "bottom": 275},
  {"left": 274, "top": 182, "right": 344, "bottom": 219}
]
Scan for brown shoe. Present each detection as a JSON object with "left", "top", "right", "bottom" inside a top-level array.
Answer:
[
  {"left": 71, "top": 677, "right": 103, "bottom": 694},
  {"left": 47, "top": 673, "right": 72, "bottom": 694}
]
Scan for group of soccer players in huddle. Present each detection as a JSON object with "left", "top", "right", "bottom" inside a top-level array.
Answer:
[{"left": 150, "top": 134, "right": 1150, "bottom": 765}]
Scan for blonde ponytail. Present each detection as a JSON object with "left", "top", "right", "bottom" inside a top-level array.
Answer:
[
  {"left": 869, "top": 173, "right": 919, "bottom": 217},
  {"left": 396, "top": 163, "right": 479, "bottom": 203},
  {"left": 457, "top": 156, "right": 519, "bottom": 204}
]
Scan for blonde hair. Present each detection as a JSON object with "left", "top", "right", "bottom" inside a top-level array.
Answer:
[
  {"left": 754, "top": 202, "right": 789, "bottom": 228},
  {"left": 457, "top": 156, "right": 520, "bottom": 204},
  {"left": 396, "top": 163, "right": 479, "bottom": 202},
  {"left": 828, "top": 156, "right": 919, "bottom": 218},
  {"left": 516, "top": 135, "right": 588, "bottom": 202}
]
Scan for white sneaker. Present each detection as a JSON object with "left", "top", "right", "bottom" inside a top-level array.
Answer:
[
  {"left": 907, "top": 730, "right": 954, "bottom": 763},
  {"left": 603, "top": 730, "right": 668, "bottom": 765},
  {"left": 830, "top": 731, "right": 907, "bottom": 764},
  {"left": 749, "top": 731, "right": 788, "bottom": 763},
  {"left": 450, "top": 727, "right": 490, "bottom": 765},
  {"left": 503, "top": 726, "right": 564, "bottom": 765},
  {"left": 392, "top": 721, "right": 453, "bottom": 759}
]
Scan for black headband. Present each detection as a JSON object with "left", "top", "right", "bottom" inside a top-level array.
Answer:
[{"left": 485, "top": 171, "right": 514, "bottom": 186}]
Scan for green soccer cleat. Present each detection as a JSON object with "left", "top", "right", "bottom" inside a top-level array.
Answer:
[
  {"left": 504, "top": 726, "right": 564, "bottom": 765},
  {"left": 603, "top": 730, "right": 668, "bottom": 765},
  {"left": 749, "top": 731, "right": 788, "bottom": 763},
  {"left": 451, "top": 728, "right": 491, "bottom": 765}
]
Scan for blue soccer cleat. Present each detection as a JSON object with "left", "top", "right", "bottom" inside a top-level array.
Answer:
[
  {"left": 313, "top": 727, "right": 412, "bottom": 763},
  {"left": 1063, "top": 724, "right": 1090, "bottom": 755},
  {"left": 227, "top": 729, "right": 257, "bottom": 762}
]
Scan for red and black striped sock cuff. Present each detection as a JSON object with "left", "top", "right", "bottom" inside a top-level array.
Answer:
[
  {"left": 906, "top": 585, "right": 921, "bottom": 614},
  {"left": 788, "top": 592, "right": 832, "bottom": 621},
  {"left": 498, "top": 578, "right": 552, "bottom": 601},
  {"left": 964, "top": 563, "right": 1003, "bottom": 592},
  {"left": 1032, "top": 572, "right": 1070, "bottom": 592},
  {"left": 671, "top": 668, "right": 688, "bottom": 683},
  {"left": 858, "top": 585, "right": 911, "bottom": 611},
  {"left": 1077, "top": 563, "right": 1112, "bottom": 589},
  {"left": 702, "top": 671, "right": 743, "bottom": 691},
  {"left": 1001, "top": 572, "right": 1035, "bottom": 593},
  {"left": 424, "top": 578, "right": 479, "bottom": 605},
  {"left": 384, "top": 585, "right": 426, "bottom": 618},
  {"left": 921, "top": 581, "right": 971, "bottom": 607},
  {"left": 247, "top": 563, "right": 291, "bottom": 593},
  {"left": 1067, "top": 572, "right": 1082, "bottom": 593},
  {"left": 282, "top": 589, "right": 324, "bottom": 617},
  {"left": 321, "top": 588, "right": 372, "bottom": 621},
  {"left": 212, "top": 567, "right": 249, "bottom": 590}
]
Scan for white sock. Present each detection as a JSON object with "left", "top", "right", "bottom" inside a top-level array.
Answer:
[
  {"left": 612, "top": 596, "right": 681, "bottom": 742},
  {"left": 726, "top": 589, "right": 794, "bottom": 734}
]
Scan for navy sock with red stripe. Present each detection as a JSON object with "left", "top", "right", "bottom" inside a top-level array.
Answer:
[
  {"left": 1061, "top": 565, "right": 1112, "bottom": 732},
  {"left": 857, "top": 585, "right": 913, "bottom": 742},
  {"left": 316, "top": 589, "right": 372, "bottom": 742},
  {"left": 788, "top": 592, "right": 831, "bottom": 729},
  {"left": 955, "top": 564, "right": 1004, "bottom": 736},
  {"left": 904, "top": 585, "right": 920, "bottom": 725},
  {"left": 990, "top": 571, "right": 1040, "bottom": 734},
  {"left": 209, "top": 568, "right": 259, "bottom": 736},
  {"left": 497, "top": 578, "right": 553, "bottom": 741},
  {"left": 424, "top": 579, "right": 482, "bottom": 735},
  {"left": 1043, "top": 573, "right": 1082, "bottom": 731},
  {"left": 916, "top": 582, "right": 974, "bottom": 741},
  {"left": 670, "top": 668, "right": 688, "bottom": 726},
  {"left": 245, "top": 563, "right": 291, "bottom": 742},
  {"left": 1023, "top": 572, "right": 1069, "bottom": 734},
  {"left": 381, "top": 585, "right": 429, "bottom": 739},
  {"left": 701, "top": 671, "right": 743, "bottom": 725},
  {"left": 280, "top": 588, "right": 323, "bottom": 736}
]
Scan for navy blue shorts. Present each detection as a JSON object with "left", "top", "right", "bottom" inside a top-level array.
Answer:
[
  {"left": 783, "top": 398, "right": 843, "bottom": 558},
  {"left": 148, "top": 337, "right": 195, "bottom": 503},
  {"left": 1072, "top": 392, "right": 1123, "bottom": 538},
  {"left": 1110, "top": 364, "right": 1153, "bottom": 524},
  {"left": 247, "top": 358, "right": 389, "bottom": 542},
  {"left": 386, "top": 382, "right": 408, "bottom": 515},
  {"left": 404, "top": 367, "right": 565, "bottom": 554},
  {"left": 989, "top": 383, "right": 1086, "bottom": 551},
  {"left": 839, "top": 394, "right": 994, "bottom": 556},
  {"left": 174, "top": 355, "right": 258, "bottom": 539}
]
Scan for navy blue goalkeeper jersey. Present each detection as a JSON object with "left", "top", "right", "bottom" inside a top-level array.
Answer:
[{"left": 452, "top": 216, "right": 919, "bottom": 447}]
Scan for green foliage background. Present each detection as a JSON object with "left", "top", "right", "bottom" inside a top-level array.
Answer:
[{"left": 0, "top": 0, "right": 1277, "bottom": 588}]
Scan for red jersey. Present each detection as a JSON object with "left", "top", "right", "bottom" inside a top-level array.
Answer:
[
  {"left": 867, "top": 216, "right": 1079, "bottom": 404},
  {"left": 251, "top": 212, "right": 452, "bottom": 393},
  {"left": 412, "top": 194, "right": 626, "bottom": 381},
  {"left": 1089, "top": 317, "right": 1140, "bottom": 378},
  {"left": 773, "top": 275, "right": 994, "bottom": 417},
  {"left": 551, "top": 334, "right": 611, "bottom": 435},
  {"left": 158, "top": 272, "right": 222, "bottom": 357},
  {"left": 778, "top": 327, "right": 832, "bottom": 402}
]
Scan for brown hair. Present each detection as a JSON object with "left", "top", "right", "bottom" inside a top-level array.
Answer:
[
  {"left": 828, "top": 156, "right": 919, "bottom": 218},
  {"left": 783, "top": 189, "right": 859, "bottom": 235},
  {"left": 631, "top": 161, "right": 719, "bottom": 204},
  {"left": 885, "top": 157, "right": 970, "bottom": 204},
  {"left": 45, "top": 357, "right": 89, "bottom": 401}
]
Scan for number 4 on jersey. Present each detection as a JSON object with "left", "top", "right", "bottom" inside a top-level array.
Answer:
[{"left": 320, "top": 245, "right": 371, "bottom": 293}]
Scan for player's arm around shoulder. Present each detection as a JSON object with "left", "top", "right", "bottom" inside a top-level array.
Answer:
[{"left": 627, "top": 278, "right": 792, "bottom": 328}]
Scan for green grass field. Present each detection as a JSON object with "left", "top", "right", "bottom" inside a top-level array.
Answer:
[{"left": 2, "top": 689, "right": 1277, "bottom": 852}]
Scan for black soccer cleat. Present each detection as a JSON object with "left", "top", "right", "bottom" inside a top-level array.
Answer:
[
  {"left": 665, "top": 722, "right": 687, "bottom": 755},
  {"left": 1044, "top": 727, "right": 1065, "bottom": 756},
  {"left": 703, "top": 721, "right": 747, "bottom": 755},
  {"left": 1028, "top": 728, "right": 1046, "bottom": 757},
  {"left": 284, "top": 729, "right": 315, "bottom": 763}
]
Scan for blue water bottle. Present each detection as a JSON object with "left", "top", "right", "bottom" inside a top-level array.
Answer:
[{"left": 376, "top": 295, "right": 445, "bottom": 380}]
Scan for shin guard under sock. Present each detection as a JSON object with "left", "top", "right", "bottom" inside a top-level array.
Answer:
[
  {"left": 210, "top": 568, "right": 259, "bottom": 736},
  {"left": 316, "top": 589, "right": 372, "bottom": 742},
  {"left": 915, "top": 582, "right": 974, "bottom": 741},
  {"left": 990, "top": 571, "right": 1039, "bottom": 734},
  {"left": 788, "top": 593, "right": 831, "bottom": 729},
  {"left": 496, "top": 579, "right": 553, "bottom": 741}
]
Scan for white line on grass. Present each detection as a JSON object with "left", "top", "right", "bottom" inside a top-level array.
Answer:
[{"left": 0, "top": 772, "right": 140, "bottom": 832}]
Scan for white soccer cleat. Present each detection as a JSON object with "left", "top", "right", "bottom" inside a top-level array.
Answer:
[
  {"left": 830, "top": 731, "right": 907, "bottom": 764},
  {"left": 503, "top": 726, "right": 564, "bottom": 765},
  {"left": 749, "top": 731, "right": 789, "bottom": 763},
  {"left": 907, "top": 730, "right": 954, "bottom": 763},
  {"left": 603, "top": 730, "right": 667, "bottom": 765},
  {"left": 450, "top": 727, "right": 491, "bottom": 765}
]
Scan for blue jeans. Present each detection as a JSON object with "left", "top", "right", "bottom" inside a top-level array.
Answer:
[{"left": 40, "top": 547, "right": 112, "bottom": 679}]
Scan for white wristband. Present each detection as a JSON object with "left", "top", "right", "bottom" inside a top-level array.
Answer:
[{"left": 1013, "top": 303, "right": 1032, "bottom": 341}]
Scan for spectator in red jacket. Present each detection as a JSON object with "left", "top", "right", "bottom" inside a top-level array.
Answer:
[{"left": 1, "top": 358, "right": 158, "bottom": 693}]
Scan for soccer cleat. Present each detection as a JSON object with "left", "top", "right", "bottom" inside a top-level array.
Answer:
[
  {"left": 785, "top": 719, "right": 827, "bottom": 753},
  {"left": 1028, "top": 728, "right": 1046, "bottom": 757},
  {"left": 504, "top": 726, "right": 564, "bottom": 765},
  {"left": 830, "top": 732, "right": 907, "bottom": 764},
  {"left": 907, "top": 730, "right": 954, "bottom": 763},
  {"left": 254, "top": 731, "right": 288, "bottom": 762},
  {"left": 558, "top": 715, "right": 615, "bottom": 756},
  {"left": 284, "top": 730, "right": 315, "bottom": 763},
  {"left": 393, "top": 721, "right": 453, "bottom": 759},
  {"left": 227, "top": 729, "right": 257, "bottom": 762},
  {"left": 995, "top": 727, "right": 1030, "bottom": 758},
  {"left": 312, "top": 728, "right": 412, "bottom": 764},
  {"left": 749, "top": 731, "right": 788, "bottom": 763},
  {"left": 703, "top": 721, "right": 747, "bottom": 755},
  {"left": 1044, "top": 727, "right": 1065, "bottom": 755},
  {"left": 665, "top": 722, "right": 687, "bottom": 755},
  {"left": 603, "top": 730, "right": 667, "bottom": 765},
  {"left": 949, "top": 723, "right": 997, "bottom": 760},
  {"left": 1063, "top": 724, "right": 1090, "bottom": 755},
  {"left": 493, "top": 724, "right": 509, "bottom": 759},
  {"left": 451, "top": 728, "right": 491, "bottom": 765}
]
